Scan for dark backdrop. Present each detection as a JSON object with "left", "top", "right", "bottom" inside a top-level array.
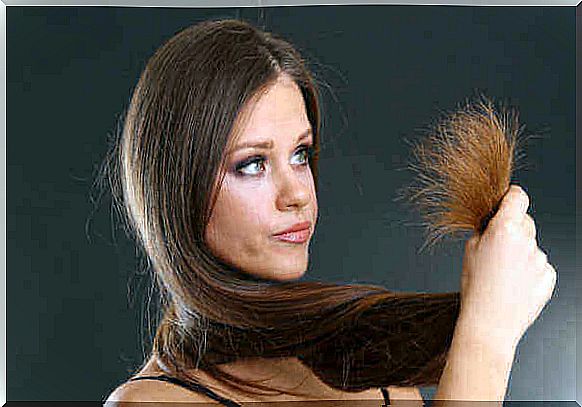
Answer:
[{"left": 7, "top": 5, "right": 576, "bottom": 401}]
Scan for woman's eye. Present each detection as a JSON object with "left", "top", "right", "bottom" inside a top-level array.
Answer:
[
  {"left": 235, "top": 157, "right": 266, "bottom": 176},
  {"left": 291, "top": 145, "right": 313, "bottom": 165},
  {"left": 234, "top": 145, "right": 314, "bottom": 177}
]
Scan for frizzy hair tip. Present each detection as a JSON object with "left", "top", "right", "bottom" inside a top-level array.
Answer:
[{"left": 397, "top": 94, "right": 529, "bottom": 252}]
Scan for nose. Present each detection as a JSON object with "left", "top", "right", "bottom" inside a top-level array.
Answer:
[{"left": 274, "top": 165, "right": 312, "bottom": 211}]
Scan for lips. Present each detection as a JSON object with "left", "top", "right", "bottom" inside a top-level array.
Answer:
[
  {"left": 273, "top": 221, "right": 311, "bottom": 243},
  {"left": 274, "top": 221, "right": 311, "bottom": 235}
]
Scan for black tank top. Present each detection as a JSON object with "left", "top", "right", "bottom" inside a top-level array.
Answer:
[{"left": 128, "top": 374, "right": 391, "bottom": 406}]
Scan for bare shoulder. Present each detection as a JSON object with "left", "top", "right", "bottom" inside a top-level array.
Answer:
[{"left": 104, "top": 378, "right": 221, "bottom": 405}]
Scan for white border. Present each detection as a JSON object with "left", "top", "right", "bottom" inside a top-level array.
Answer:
[{"left": 1, "top": 1, "right": 578, "bottom": 405}]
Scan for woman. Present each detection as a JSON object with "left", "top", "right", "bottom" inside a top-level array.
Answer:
[{"left": 104, "top": 19, "right": 556, "bottom": 405}]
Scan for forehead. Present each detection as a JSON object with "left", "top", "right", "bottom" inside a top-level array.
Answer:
[{"left": 234, "top": 75, "right": 311, "bottom": 143}]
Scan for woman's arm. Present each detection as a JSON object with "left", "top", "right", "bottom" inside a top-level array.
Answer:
[
  {"left": 432, "top": 313, "right": 518, "bottom": 406},
  {"left": 431, "top": 186, "right": 556, "bottom": 405}
]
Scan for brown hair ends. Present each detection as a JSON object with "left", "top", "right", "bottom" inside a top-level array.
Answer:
[
  {"left": 101, "top": 18, "right": 467, "bottom": 399},
  {"left": 399, "top": 94, "right": 528, "bottom": 252}
]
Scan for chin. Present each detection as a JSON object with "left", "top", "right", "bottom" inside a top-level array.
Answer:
[
  {"left": 244, "top": 250, "right": 309, "bottom": 281},
  {"left": 274, "top": 255, "right": 309, "bottom": 281},
  {"left": 274, "top": 267, "right": 306, "bottom": 281},
  {"left": 251, "top": 261, "right": 307, "bottom": 282}
]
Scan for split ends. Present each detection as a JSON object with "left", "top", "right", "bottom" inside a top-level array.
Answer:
[{"left": 400, "top": 95, "right": 528, "bottom": 252}]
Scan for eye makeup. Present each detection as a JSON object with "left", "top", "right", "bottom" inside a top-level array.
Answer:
[
  {"left": 232, "top": 142, "right": 315, "bottom": 177},
  {"left": 234, "top": 155, "right": 266, "bottom": 176}
]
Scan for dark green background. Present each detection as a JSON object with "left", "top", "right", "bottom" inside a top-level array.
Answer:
[{"left": 7, "top": 5, "right": 576, "bottom": 401}]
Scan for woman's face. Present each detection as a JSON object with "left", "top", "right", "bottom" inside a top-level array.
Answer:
[{"left": 205, "top": 74, "right": 318, "bottom": 281}]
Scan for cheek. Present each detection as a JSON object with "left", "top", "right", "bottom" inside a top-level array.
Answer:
[{"left": 206, "top": 179, "right": 273, "bottom": 253}]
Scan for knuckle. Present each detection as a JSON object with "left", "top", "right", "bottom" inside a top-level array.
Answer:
[
  {"left": 510, "top": 185, "right": 529, "bottom": 211},
  {"left": 521, "top": 189, "right": 530, "bottom": 207},
  {"left": 525, "top": 214, "right": 536, "bottom": 232},
  {"left": 536, "top": 249, "right": 548, "bottom": 266},
  {"left": 545, "top": 263, "right": 556, "bottom": 280},
  {"left": 496, "top": 219, "right": 521, "bottom": 238},
  {"left": 548, "top": 267, "right": 557, "bottom": 289},
  {"left": 514, "top": 183, "right": 527, "bottom": 197},
  {"left": 547, "top": 262, "right": 556, "bottom": 276}
]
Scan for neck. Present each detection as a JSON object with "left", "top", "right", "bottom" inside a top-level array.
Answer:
[
  {"left": 142, "top": 355, "right": 382, "bottom": 402},
  {"left": 217, "top": 356, "right": 325, "bottom": 398},
  {"left": 144, "top": 356, "right": 334, "bottom": 400}
]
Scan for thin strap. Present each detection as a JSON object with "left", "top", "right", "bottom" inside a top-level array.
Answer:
[
  {"left": 130, "top": 374, "right": 391, "bottom": 406},
  {"left": 381, "top": 387, "right": 391, "bottom": 405},
  {"left": 129, "top": 374, "right": 242, "bottom": 407}
]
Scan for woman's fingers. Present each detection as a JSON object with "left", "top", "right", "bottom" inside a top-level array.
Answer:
[
  {"left": 487, "top": 185, "right": 530, "bottom": 241},
  {"left": 533, "top": 247, "right": 548, "bottom": 274},
  {"left": 460, "top": 183, "right": 557, "bottom": 342},
  {"left": 523, "top": 214, "right": 536, "bottom": 241},
  {"left": 534, "top": 262, "right": 557, "bottom": 307},
  {"left": 545, "top": 262, "right": 557, "bottom": 294},
  {"left": 495, "top": 185, "right": 529, "bottom": 223}
]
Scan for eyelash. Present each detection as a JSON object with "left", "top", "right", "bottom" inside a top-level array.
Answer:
[{"left": 234, "top": 144, "right": 315, "bottom": 177}]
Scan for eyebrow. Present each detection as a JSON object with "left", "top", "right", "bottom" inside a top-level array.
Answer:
[{"left": 229, "top": 128, "right": 313, "bottom": 155}]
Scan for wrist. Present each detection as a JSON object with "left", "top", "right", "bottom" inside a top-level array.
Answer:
[
  {"left": 455, "top": 310, "right": 521, "bottom": 357},
  {"left": 435, "top": 315, "right": 517, "bottom": 402},
  {"left": 433, "top": 310, "right": 519, "bottom": 402}
]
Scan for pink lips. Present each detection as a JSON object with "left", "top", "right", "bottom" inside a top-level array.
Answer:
[{"left": 273, "top": 221, "right": 311, "bottom": 244}]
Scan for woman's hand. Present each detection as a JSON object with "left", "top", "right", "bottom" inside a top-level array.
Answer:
[
  {"left": 433, "top": 185, "right": 555, "bottom": 403},
  {"left": 459, "top": 184, "right": 557, "bottom": 348}
]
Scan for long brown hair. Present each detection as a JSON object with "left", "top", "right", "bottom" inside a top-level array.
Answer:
[{"left": 98, "top": 18, "right": 493, "bottom": 398}]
